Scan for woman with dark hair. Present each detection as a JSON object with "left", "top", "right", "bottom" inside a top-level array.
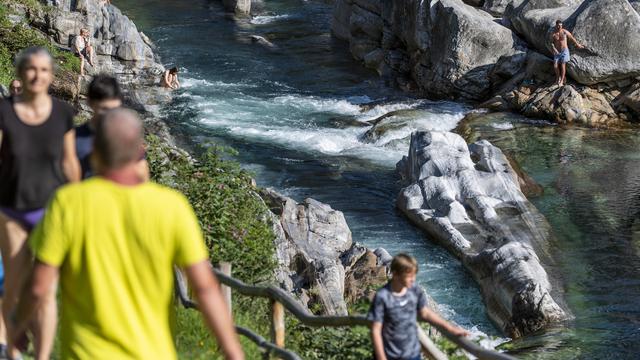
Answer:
[
  {"left": 0, "top": 46, "right": 81, "bottom": 360},
  {"left": 161, "top": 66, "right": 180, "bottom": 89}
]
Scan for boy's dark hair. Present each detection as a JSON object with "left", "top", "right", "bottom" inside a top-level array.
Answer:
[
  {"left": 556, "top": 19, "right": 563, "bottom": 25},
  {"left": 88, "top": 74, "right": 123, "bottom": 102},
  {"left": 169, "top": 67, "right": 178, "bottom": 74},
  {"left": 390, "top": 253, "right": 418, "bottom": 275}
]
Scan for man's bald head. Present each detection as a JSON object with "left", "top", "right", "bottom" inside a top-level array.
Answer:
[{"left": 93, "top": 108, "right": 144, "bottom": 172}]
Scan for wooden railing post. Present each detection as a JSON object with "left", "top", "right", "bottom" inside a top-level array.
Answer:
[
  {"left": 269, "top": 300, "right": 285, "bottom": 359},
  {"left": 220, "top": 262, "right": 232, "bottom": 316}
]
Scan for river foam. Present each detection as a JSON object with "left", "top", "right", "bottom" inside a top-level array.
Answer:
[{"left": 186, "top": 76, "right": 468, "bottom": 166}]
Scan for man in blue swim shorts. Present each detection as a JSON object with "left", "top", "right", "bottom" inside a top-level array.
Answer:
[{"left": 550, "top": 19, "right": 584, "bottom": 86}]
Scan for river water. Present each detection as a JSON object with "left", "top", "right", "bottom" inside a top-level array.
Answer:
[{"left": 117, "top": 0, "right": 640, "bottom": 358}]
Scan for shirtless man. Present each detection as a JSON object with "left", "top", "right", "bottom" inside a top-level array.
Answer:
[
  {"left": 74, "top": 28, "right": 95, "bottom": 76},
  {"left": 550, "top": 19, "right": 584, "bottom": 86}
]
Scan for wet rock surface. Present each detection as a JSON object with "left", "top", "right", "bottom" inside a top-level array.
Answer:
[{"left": 396, "top": 131, "right": 569, "bottom": 337}]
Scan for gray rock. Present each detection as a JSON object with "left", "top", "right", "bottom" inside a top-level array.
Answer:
[
  {"left": 349, "top": 4, "right": 383, "bottom": 60},
  {"left": 417, "top": 0, "right": 527, "bottom": 100},
  {"left": 384, "top": 0, "right": 431, "bottom": 52},
  {"left": 506, "top": 0, "right": 640, "bottom": 84},
  {"left": 331, "top": 0, "right": 353, "bottom": 41},
  {"left": 396, "top": 131, "right": 568, "bottom": 337},
  {"left": 45, "top": 0, "right": 156, "bottom": 67},
  {"left": 262, "top": 188, "right": 373, "bottom": 315},
  {"left": 363, "top": 48, "right": 385, "bottom": 74},
  {"left": 568, "top": 0, "right": 640, "bottom": 84},
  {"left": 483, "top": 0, "right": 513, "bottom": 16},
  {"left": 250, "top": 35, "right": 278, "bottom": 49},
  {"left": 222, "top": 0, "right": 251, "bottom": 16},
  {"left": 0, "top": 85, "right": 9, "bottom": 98}
]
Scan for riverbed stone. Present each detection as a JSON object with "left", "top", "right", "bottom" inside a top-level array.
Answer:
[
  {"left": 261, "top": 188, "right": 390, "bottom": 315},
  {"left": 396, "top": 131, "right": 568, "bottom": 337},
  {"left": 417, "top": 0, "right": 527, "bottom": 100}
]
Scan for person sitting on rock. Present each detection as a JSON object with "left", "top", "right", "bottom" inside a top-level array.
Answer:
[
  {"left": 74, "top": 28, "right": 95, "bottom": 76},
  {"left": 368, "top": 254, "right": 468, "bottom": 360},
  {"left": 8, "top": 80, "right": 21, "bottom": 97},
  {"left": 161, "top": 67, "right": 180, "bottom": 90},
  {"left": 550, "top": 19, "right": 584, "bottom": 87}
]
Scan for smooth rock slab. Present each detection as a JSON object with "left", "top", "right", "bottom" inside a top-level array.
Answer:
[{"left": 396, "top": 131, "right": 568, "bottom": 337}]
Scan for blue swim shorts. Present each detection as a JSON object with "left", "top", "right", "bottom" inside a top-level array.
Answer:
[{"left": 554, "top": 48, "right": 570, "bottom": 64}]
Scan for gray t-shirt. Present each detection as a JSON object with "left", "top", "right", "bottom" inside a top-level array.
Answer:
[{"left": 367, "top": 283, "right": 428, "bottom": 359}]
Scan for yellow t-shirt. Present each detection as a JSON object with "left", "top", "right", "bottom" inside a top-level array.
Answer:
[{"left": 30, "top": 178, "right": 208, "bottom": 360}]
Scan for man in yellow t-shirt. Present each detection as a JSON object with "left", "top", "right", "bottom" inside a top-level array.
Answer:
[{"left": 8, "top": 108, "right": 244, "bottom": 360}]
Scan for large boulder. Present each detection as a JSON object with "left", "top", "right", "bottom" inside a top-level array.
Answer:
[
  {"left": 383, "top": 0, "right": 430, "bottom": 52},
  {"left": 348, "top": 1, "right": 383, "bottom": 60},
  {"left": 261, "top": 189, "right": 389, "bottom": 315},
  {"left": 568, "top": 0, "right": 640, "bottom": 84},
  {"left": 506, "top": 0, "right": 640, "bottom": 84},
  {"left": 331, "top": 0, "right": 353, "bottom": 41},
  {"left": 416, "top": 0, "right": 527, "bottom": 100},
  {"left": 483, "top": 0, "right": 515, "bottom": 16},
  {"left": 43, "top": 0, "right": 156, "bottom": 68},
  {"left": 396, "top": 131, "right": 569, "bottom": 337}
]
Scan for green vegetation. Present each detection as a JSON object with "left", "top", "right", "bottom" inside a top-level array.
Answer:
[
  {"left": 146, "top": 137, "right": 276, "bottom": 283},
  {"left": 146, "top": 138, "right": 478, "bottom": 359},
  {"left": 0, "top": 3, "right": 80, "bottom": 87}
]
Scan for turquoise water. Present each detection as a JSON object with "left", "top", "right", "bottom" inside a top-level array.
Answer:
[{"left": 117, "top": 0, "right": 640, "bottom": 357}]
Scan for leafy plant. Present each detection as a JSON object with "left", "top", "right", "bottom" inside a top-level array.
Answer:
[{"left": 146, "top": 136, "right": 276, "bottom": 283}]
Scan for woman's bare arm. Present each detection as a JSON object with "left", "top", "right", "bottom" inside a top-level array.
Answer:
[{"left": 62, "top": 129, "right": 81, "bottom": 182}]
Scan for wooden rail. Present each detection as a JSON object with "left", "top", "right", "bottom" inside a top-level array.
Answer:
[{"left": 175, "top": 264, "right": 516, "bottom": 360}]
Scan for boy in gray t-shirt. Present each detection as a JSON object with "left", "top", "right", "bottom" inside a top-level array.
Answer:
[{"left": 367, "top": 254, "right": 469, "bottom": 360}]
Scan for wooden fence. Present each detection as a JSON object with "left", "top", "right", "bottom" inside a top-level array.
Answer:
[{"left": 174, "top": 263, "right": 516, "bottom": 360}]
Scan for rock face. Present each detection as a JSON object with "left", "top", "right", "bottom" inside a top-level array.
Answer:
[
  {"left": 417, "top": 0, "right": 527, "bottom": 100},
  {"left": 333, "top": 0, "right": 527, "bottom": 100},
  {"left": 333, "top": 0, "right": 640, "bottom": 126},
  {"left": 30, "top": 0, "right": 163, "bottom": 84},
  {"left": 506, "top": 0, "right": 640, "bottom": 84},
  {"left": 396, "top": 131, "right": 568, "bottom": 337},
  {"left": 261, "top": 189, "right": 390, "bottom": 315}
]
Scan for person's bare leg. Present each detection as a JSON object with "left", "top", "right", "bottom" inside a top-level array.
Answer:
[
  {"left": 560, "top": 62, "right": 566, "bottom": 86},
  {"left": 0, "top": 298, "right": 6, "bottom": 350},
  {"left": 553, "top": 61, "right": 560, "bottom": 86},
  {"left": 0, "top": 213, "right": 30, "bottom": 359},
  {"left": 32, "top": 279, "right": 57, "bottom": 360},
  {"left": 87, "top": 45, "right": 95, "bottom": 67},
  {"left": 80, "top": 56, "right": 85, "bottom": 76}
]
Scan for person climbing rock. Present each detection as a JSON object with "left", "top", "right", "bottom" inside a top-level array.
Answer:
[{"left": 550, "top": 19, "right": 584, "bottom": 86}]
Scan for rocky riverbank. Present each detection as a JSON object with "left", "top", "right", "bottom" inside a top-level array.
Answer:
[
  {"left": 331, "top": 0, "right": 640, "bottom": 127},
  {"left": 5, "top": 0, "right": 391, "bottom": 316},
  {"left": 396, "top": 130, "right": 569, "bottom": 338}
]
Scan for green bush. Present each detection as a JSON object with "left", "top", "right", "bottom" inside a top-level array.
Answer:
[{"left": 146, "top": 136, "right": 276, "bottom": 283}]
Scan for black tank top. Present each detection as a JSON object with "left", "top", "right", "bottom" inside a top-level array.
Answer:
[{"left": 0, "top": 97, "right": 75, "bottom": 210}]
